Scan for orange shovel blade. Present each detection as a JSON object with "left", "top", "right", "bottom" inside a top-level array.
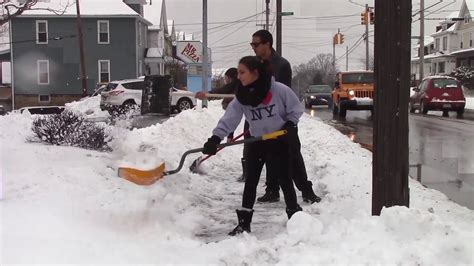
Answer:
[{"left": 117, "top": 163, "right": 166, "bottom": 185}]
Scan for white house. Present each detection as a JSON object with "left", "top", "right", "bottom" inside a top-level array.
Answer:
[{"left": 411, "top": 0, "right": 474, "bottom": 84}]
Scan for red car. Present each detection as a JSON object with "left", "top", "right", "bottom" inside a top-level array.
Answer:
[{"left": 410, "top": 76, "right": 466, "bottom": 116}]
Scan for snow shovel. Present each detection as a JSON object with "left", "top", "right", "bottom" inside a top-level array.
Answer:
[
  {"left": 189, "top": 130, "right": 248, "bottom": 174},
  {"left": 117, "top": 130, "right": 287, "bottom": 186}
]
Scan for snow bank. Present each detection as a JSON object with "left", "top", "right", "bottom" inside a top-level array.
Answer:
[{"left": 1, "top": 100, "right": 472, "bottom": 264}]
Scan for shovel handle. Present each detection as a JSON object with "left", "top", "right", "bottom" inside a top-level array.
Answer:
[
  {"left": 165, "top": 130, "right": 287, "bottom": 176},
  {"left": 198, "top": 131, "right": 248, "bottom": 164}
]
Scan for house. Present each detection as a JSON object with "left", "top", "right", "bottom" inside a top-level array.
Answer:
[
  {"left": 0, "top": 48, "right": 12, "bottom": 112},
  {"left": 144, "top": 0, "right": 175, "bottom": 76},
  {"left": 10, "top": 0, "right": 151, "bottom": 109},
  {"left": 411, "top": 0, "right": 474, "bottom": 84},
  {"left": 450, "top": 0, "right": 474, "bottom": 67}
]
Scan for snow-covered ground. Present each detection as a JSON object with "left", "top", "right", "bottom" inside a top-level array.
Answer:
[
  {"left": 466, "top": 96, "right": 474, "bottom": 110},
  {"left": 1, "top": 98, "right": 473, "bottom": 264}
]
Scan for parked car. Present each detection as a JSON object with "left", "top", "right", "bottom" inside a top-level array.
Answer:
[
  {"left": 100, "top": 77, "right": 196, "bottom": 114},
  {"left": 302, "top": 84, "right": 332, "bottom": 108},
  {"left": 409, "top": 76, "right": 466, "bottom": 116},
  {"left": 18, "top": 106, "right": 65, "bottom": 114},
  {"left": 0, "top": 105, "right": 5, "bottom": 115}
]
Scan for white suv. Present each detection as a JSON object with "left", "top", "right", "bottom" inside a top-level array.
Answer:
[{"left": 100, "top": 78, "right": 196, "bottom": 114}]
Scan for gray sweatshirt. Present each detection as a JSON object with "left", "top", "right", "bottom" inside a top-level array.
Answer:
[{"left": 212, "top": 79, "right": 304, "bottom": 139}]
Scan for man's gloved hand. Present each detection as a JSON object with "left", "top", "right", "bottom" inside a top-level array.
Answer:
[
  {"left": 203, "top": 135, "right": 221, "bottom": 155},
  {"left": 281, "top": 121, "right": 297, "bottom": 140}
]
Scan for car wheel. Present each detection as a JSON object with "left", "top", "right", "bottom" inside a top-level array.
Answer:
[
  {"left": 176, "top": 98, "right": 193, "bottom": 112},
  {"left": 421, "top": 101, "right": 428, "bottom": 114},
  {"left": 457, "top": 108, "right": 464, "bottom": 117},
  {"left": 409, "top": 102, "right": 415, "bottom": 113}
]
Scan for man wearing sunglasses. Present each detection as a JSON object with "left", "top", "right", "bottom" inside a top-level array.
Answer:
[{"left": 249, "top": 29, "right": 321, "bottom": 204}]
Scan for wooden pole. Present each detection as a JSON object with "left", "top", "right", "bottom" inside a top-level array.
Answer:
[
  {"left": 372, "top": 0, "right": 411, "bottom": 215},
  {"left": 75, "top": 0, "right": 88, "bottom": 97},
  {"left": 276, "top": 0, "right": 282, "bottom": 55}
]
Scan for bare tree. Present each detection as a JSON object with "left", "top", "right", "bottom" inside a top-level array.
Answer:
[
  {"left": 292, "top": 53, "right": 337, "bottom": 98},
  {"left": 359, "top": 54, "right": 375, "bottom": 71},
  {"left": 1, "top": 0, "right": 71, "bottom": 27}
]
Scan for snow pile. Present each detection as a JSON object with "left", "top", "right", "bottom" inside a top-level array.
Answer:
[
  {"left": 65, "top": 95, "right": 110, "bottom": 119},
  {"left": 1, "top": 100, "right": 472, "bottom": 264},
  {"left": 466, "top": 96, "right": 474, "bottom": 110}
]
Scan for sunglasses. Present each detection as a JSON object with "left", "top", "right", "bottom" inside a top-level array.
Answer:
[{"left": 250, "top": 42, "right": 264, "bottom": 48}]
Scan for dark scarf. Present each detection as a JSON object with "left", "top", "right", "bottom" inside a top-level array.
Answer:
[{"left": 236, "top": 74, "right": 272, "bottom": 107}]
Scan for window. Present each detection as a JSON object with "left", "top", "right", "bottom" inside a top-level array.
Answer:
[
  {"left": 460, "top": 34, "right": 463, "bottom": 49},
  {"left": 442, "top": 36, "right": 447, "bottom": 51},
  {"left": 36, "top": 20, "right": 48, "bottom": 44},
  {"left": 97, "top": 20, "right": 109, "bottom": 44},
  {"left": 38, "top": 95, "right": 51, "bottom": 103},
  {"left": 435, "top": 38, "right": 440, "bottom": 51},
  {"left": 137, "top": 22, "right": 142, "bottom": 46},
  {"left": 37, "top": 60, "right": 49, "bottom": 84},
  {"left": 138, "top": 60, "right": 143, "bottom": 76},
  {"left": 438, "top": 62, "right": 446, "bottom": 73},
  {"left": 98, "top": 60, "right": 110, "bottom": 83},
  {"left": 122, "top": 81, "right": 144, "bottom": 90}
]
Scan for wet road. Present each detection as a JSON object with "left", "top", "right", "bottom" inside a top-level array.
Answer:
[{"left": 307, "top": 106, "right": 474, "bottom": 210}]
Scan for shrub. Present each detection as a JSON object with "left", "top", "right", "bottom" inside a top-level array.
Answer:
[{"left": 32, "top": 110, "right": 111, "bottom": 151}]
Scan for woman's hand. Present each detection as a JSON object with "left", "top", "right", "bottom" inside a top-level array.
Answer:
[{"left": 202, "top": 135, "right": 221, "bottom": 155}]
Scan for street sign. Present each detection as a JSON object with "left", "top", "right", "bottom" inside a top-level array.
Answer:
[{"left": 280, "top": 12, "right": 294, "bottom": 16}]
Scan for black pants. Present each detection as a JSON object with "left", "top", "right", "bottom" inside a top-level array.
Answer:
[
  {"left": 241, "top": 139, "right": 298, "bottom": 210},
  {"left": 265, "top": 126, "right": 313, "bottom": 194}
]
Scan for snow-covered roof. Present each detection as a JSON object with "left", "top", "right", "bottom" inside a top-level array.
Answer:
[
  {"left": 19, "top": 0, "right": 151, "bottom": 24},
  {"left": 146, "top": 47, "right": 164, "bottom": 58},
  {"left": 148, "top": 25, "right": 161, "bottom": 31},
  {"left": 450, "top": 47, "right": 474, "bottom": 55}
]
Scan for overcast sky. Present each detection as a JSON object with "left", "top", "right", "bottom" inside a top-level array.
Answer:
[{"left": 143, "top": 0, "right": 463, "bottom": 71}]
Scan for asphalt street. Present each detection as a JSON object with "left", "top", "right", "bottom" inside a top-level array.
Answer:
[{"left": 306, "top": 106, "right": 474, "bottom": 210}]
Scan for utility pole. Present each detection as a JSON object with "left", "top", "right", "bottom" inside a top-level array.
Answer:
[
  {"left": 75, "top": 0, "right": 88, "bottom": 97},
  {"left": 332, "top": 35, "right": 336, "bottom": 72},
  {"left": 373, "top": 0, "right": 411, "bottom": 215},
  {"left": 365, "top": 4, "right": 370, "bottom": 70},
  {"left": 419, "top": 0, "right": 425, "bottom": 83},
  {"left": 265, "top": 0, "right": 270, "bottom": 31},
  {"left": 346, "top": 46, "right": 349, "bottom": 71},
  {"left": 201, "top": 0, "right": 208, "bottom": 108},
  {"left": 276, "top": 0, "right": 282, "bottom": 55}
]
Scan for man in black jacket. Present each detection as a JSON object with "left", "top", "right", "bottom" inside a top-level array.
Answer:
[{"left": 250, "top": 29, "right": 321, "bottom": 204}]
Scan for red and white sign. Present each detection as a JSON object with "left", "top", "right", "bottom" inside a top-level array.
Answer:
[{"left": 177, "top": 41, "right": 202, "bottom": 63}]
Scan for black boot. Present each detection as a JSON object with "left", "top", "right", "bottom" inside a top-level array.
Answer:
[
  {"left": 229, "top": 209, "right": 253, "bottom": 236},
  {"left": 286, "top": 205, "right": 303, "bottom": 219},
  {"left": 236, "top": 158, "right": 247, "bottom": 182},
  {"left": 257, "top": 190, "right": 280, "bottom": 203},
  {"left": 302, "top": 190, "right": 321, "bottom": 204}
]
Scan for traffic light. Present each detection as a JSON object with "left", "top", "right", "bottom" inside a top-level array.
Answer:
[
  {"left": 369, "top": 11, "right": 375, "bottom": 24},
  {"left": 361, "top": 12, "right": 368, "bottom": 25},
  {"left": 333, "top": 33, "right": 344, "bottom": 45}
]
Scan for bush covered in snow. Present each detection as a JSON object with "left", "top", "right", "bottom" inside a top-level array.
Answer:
[{"left": 32, "top": 110, "right": 111, "bottom": 151}]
